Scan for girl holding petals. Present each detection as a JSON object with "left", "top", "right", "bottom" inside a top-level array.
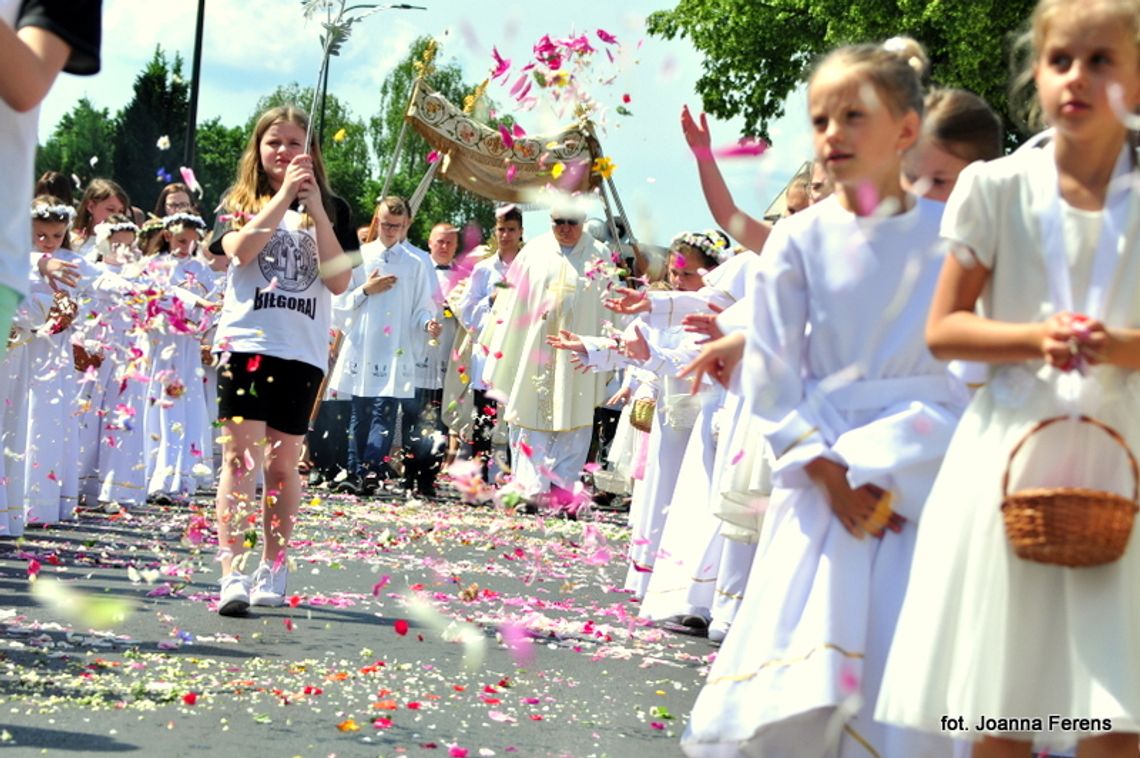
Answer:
[{"left": 879, "top": 1, "right": 1140, "bottom": 755}]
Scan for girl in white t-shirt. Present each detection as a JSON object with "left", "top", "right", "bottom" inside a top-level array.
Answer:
[{"left": 208, "top": 106, "right": 351, "bottom": 617}]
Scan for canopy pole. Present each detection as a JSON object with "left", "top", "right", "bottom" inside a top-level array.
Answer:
[{"left": 587, "top": 123, "right": 646, "bottom": 278}]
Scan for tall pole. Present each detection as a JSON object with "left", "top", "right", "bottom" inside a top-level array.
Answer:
[
  {"left": 183, "top": 0, "right": 206, "bottom": 169},
  {"left": 318, "top": 59, "right": 330, "bottom": 147}
]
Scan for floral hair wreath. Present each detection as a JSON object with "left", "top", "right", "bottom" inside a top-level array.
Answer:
[
  {"left": 671, "top": 229, "right": 733, "bottom": 265},
  {"left": 94, "top": 219, "right": 140, "bottom": 240},
  {"left": 162, "top": 212, "right": 207, "bottom": 236},
  {"left": 30, "top": 203, "right": 77, "bottom": 224}
]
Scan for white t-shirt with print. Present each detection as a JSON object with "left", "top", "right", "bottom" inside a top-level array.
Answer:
[{"left": 212, "top": 211, "right": 332, "bottom": 373}]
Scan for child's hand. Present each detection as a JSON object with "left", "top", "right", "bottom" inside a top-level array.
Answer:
[
  {"left": 603, "top": 286, "right": 650, "bottom": 315},
  {"left": 805, "top": 458, "right": 904, "bottom": 538},
  {"left": 281, "top": 155, "right": 316, "bottom": 203},
  {"left": 680, "top": 105, "right": 713, "bottom": 159},
  {"left": 606, "top": 386, "right": 632, "bottom": 406},
  {"left": 39, "top": 257, "right": 79, "bottom": 291},
  {"left": 1071, "top": 315, "right": 1114, "bottom": 366},
  {"left": 1041, "top": 311, "right": 1083, "bottom": 370},
  {"left": 682, "top": 304, "right": 725, "bottom": 344},
  {"left": 622, "top": 324, "right": 651, "bottom": 362},
  {"left": 546, "top": 328, "right": 586, "bottom": 354},
  {"left": 678, "top": 331, "right": 745, "bottom": 391}
]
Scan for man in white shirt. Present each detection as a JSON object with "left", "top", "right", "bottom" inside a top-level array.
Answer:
[
  {"left": 405, "top": 222, "right": 460, "bottom": 498},
  {"left": 328, "top": 196, "right": 441, "bottom": 496},
  {"left": 454, "top": 205, "right": 522, "bottom": 482}
]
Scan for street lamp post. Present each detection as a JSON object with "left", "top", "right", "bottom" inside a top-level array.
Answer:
[{"left": 183, "top": 0, "right": 206, "bottom": 169}]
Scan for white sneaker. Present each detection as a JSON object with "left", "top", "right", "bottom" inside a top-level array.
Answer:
[
  {"left": 218, "top": 572, "right": 250, "bottom": 616},
  {"left": 708, "top": 621, "right": 731, "bottom": 644},
  {"left": 250, "top": 561, "right": 288, "bottom": 607}
]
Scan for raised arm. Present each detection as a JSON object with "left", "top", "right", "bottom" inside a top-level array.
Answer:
[{"left": 682, "top": 105, "right": 771, "bottom": 253}]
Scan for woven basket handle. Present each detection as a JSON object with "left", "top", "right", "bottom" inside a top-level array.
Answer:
[{"left": 1002, "top": 415, "right": 1140, "bottom": 503}]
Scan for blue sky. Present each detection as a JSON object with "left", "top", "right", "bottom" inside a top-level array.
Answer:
[{"left": 39, "top": 0, "right": 814, "bottom": 246}]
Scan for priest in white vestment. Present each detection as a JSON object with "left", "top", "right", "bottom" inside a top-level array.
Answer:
[{"left": 480, "top": 207, "right": 617, "bottom": 503}]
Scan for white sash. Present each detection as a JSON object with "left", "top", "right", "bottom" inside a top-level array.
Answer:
[
  {"left": 1034, "top": 143, "right": 1133, "bottom": 321},
  {"left": 1032, "top": 143, "right": 1135, "bottom": 409}
]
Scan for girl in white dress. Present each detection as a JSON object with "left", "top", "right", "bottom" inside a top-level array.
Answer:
[
  {"left": 71, "top": 179, "right": 130, "bottom": 261},
  {"left": 878, "top": 2, "right": 1140, "bottom": 756},
  {"left": 679, "top": 39, "right": 967, "bottom": 757},
  {"left": 22, "top": 198, "right": 95, "bottom": 527},
  {"left": 143, "top": 213, "right": 217, "bottom": 503},
  {"left": 82, "top": 217, "right": 149, "bottom": 510},
  {"left": 617, "top": 235, "right": 723, "bottom": 599}
]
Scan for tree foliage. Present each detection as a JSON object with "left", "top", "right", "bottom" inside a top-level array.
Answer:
[
  {"left": 36, "top": 36, "right": 504, "bottom": 245},
  {"left": 112, "top": 47, "right": 191, "bottom": 211},
  {"left": 35, "top": 97, "right": 117, "bottom": 189},
  {"left": 647, "top": 0, "right": 1036, "bottom": 147},
  {"left": 193, "top": 117, "right": 246, "bottom": 220},
  {"left": 368, "top": 36, "right": 497, "bottom": 246}
]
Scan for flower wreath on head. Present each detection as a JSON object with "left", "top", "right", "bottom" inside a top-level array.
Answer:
[
  {"left": 671, "top": 229, "right": 733, "bottom": 265},
  {"left": 162, "top": 212, "right": 207, "bottom": 237},
  {"left": 30, "top": 203, "right": 77, "bottom": 224},
  {"left": 93, "top": 219, "right": 140, "bottom": 244}
]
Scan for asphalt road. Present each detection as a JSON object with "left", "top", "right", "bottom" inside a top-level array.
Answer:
[{"left": 0, "top": 486, "right": 712, "bottom": 757}]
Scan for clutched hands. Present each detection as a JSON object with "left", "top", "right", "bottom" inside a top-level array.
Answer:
[
  {"left": 1041, "top": 311, "right": 1111, "bottom": 371},
  {"left": 805, "top": 458, "right": 905, "bottom": 539}
]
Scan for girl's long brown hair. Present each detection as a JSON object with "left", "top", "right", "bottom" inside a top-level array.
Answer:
[
  {"left": 222, "top": 106, "right": 335, "bottom": 227},
  {"left": 74, "top": 178, "right": 131, "bottom": 238}
]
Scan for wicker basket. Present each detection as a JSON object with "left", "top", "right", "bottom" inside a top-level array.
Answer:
[
  {"left": 629, "top": 398, "right": 655, "bottom": 433},
  {"left": 1001, "top": 415, "right": 1139, "bottom": 568}
]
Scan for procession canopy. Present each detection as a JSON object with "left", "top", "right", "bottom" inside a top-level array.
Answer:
[{"left": 406, "top": 78, "right": 600, "bottom": 204}]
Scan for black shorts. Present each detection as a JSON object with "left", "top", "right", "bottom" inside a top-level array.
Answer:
[{"left": 216, "top": 352, "right": 324, "bottom": 436}]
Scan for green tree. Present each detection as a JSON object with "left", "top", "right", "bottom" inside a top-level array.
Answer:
[
  {"left": 369, "top": 36, "right": 498, "bottom": 246},
  {"left": 193, "top": 117, "right": 246, "bottom": 223},
  {"left": 250, "top": 83, "right": 373, "bottom": 228},
  {"left": 35, "top": 97, "right": 118, "bottom": 190},
  {"left": 113, "top": 46, "right": 190, "bottom": 212},
  {"left": 647, "top": 0, "right": 1036, "bottom": 147}
]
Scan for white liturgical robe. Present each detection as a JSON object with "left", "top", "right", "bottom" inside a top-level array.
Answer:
[{"left": 480, "top": 231, "right": 616, "bottom": 432}]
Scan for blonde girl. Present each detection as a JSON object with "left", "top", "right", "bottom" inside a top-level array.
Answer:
[
  {"left": 208, "top": 106, "right": 350, "bottom": 616},
  {"left": 878, "top": 2, "right": 1140, "bottom": 756},
  {"left": 681, "top": 38, "right": 965, "bottom": 756}
]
